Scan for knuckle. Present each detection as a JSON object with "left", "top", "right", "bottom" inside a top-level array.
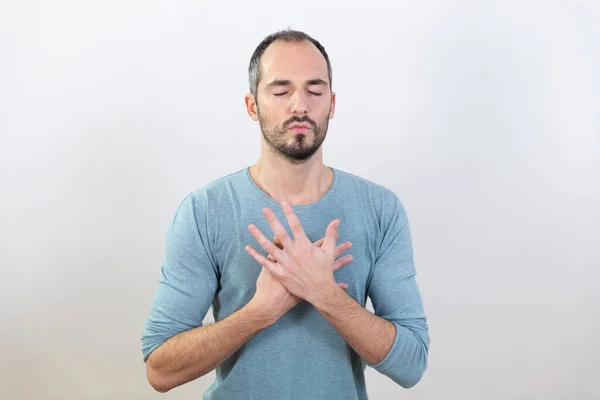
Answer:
[{"left": 274, "top": 232, "right": 287, "bottom": 242}]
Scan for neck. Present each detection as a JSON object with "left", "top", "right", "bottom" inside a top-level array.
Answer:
[{"left": 249, "top": 147, "right": 333, "bottom": 206}]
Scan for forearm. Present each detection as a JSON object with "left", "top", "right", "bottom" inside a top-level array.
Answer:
[
  {"left": 310, "top": 284, "right": 396, "bottom": 365},
  {"left": 146, "top": 302, "right": 272, "bottom": 392}
]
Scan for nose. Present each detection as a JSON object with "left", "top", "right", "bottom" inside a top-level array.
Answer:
[{"left": 290, "top": 92, "right": 309, "bottom": 114}]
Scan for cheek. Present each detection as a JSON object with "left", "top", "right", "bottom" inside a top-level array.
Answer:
[
  {"left": 262, "top": 100, "right": 287, "bottom": 117},
  {"left": 311, "top": 96, "right": 331, "bottom": 113},
  {"left": 258, "top": 108, "right": 281, "bottom": 124}
]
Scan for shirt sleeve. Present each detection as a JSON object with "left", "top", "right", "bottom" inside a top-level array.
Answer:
[
  {"left": 141, "top": 193, "right": 219, "bottom": 362},
  {"left": 366, "top": 190, "right": 430, "bottom": 388}
]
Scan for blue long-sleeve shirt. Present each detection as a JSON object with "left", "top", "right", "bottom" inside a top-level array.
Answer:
[{"left": 141, "top": 166, "right": 430, "bottom": 399}]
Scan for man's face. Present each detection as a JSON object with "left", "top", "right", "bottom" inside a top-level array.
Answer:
[{"left": 251, "top": 40, "right": 335, "bottom": 164}]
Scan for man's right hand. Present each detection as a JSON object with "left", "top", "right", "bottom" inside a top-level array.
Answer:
[{"left": 249, "top": 230, "right": 354, "bottom": 325}]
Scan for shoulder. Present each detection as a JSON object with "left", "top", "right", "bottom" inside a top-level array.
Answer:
[
  {"left": 187, "top": 167, "right": 247, "bottom": 211},
  {"left": 334, "top": 168, "right": 405, "bottom": 213}
]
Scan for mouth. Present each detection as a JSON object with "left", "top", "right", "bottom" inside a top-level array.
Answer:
[{"left": 288, "top": 124, "right": 311, "bottom": 133}]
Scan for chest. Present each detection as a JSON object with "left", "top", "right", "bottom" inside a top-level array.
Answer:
[{"left": 211, "top": 208, "right": 378, "bottom": 318}]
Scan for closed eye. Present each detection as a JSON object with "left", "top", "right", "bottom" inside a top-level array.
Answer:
[{"left": 273, "top": 91, "right": 322, "bottom": 96}]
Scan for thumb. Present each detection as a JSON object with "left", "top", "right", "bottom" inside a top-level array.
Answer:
[{"left": 321, "top": 219, "right": 340, "bottom": 255}]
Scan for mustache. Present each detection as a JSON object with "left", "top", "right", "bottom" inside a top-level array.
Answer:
[{"left": 283, "top": 116, "right": 317, "bottom": 130}]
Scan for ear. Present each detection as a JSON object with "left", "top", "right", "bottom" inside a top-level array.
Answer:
[
  {"left": 245, "top": 93, "right": 259, "bottom": 121},
  {"left": 328, "top": 91, "right": 336, "bottom": 119}
]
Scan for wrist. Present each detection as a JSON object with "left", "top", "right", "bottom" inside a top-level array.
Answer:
[
  {"left": 307, "top": 281, "right": 343, "bottom": 310},
  {"left": 243, "top": 300, "right": 277, "bottom": 329}
]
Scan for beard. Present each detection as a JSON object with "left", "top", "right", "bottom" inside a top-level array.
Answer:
[{"left": 257, "top": 107, "right": 330, "bottom": 165}]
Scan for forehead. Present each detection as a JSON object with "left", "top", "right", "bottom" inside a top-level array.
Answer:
[{"left": 259, "top": 40, "right": 329, "bottom": 86}]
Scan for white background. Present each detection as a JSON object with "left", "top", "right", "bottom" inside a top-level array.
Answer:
[{"left": 1, "top": 1, "right": 599, "bottom": 399}]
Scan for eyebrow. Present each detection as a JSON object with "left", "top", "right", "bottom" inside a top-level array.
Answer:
[{"left": 265, "top": 79, "right": 329, "bottom": 88}]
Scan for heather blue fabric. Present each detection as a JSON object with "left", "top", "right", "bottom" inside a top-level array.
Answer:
[{"left": 141, "top": 167, "right": 429, "bottom": 399}]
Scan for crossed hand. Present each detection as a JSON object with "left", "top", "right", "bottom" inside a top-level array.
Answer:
[{"left": 245, "top": 201, "right": 354, "bottom": 302}]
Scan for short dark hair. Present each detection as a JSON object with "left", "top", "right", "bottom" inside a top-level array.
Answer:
[{"left": 248, "top": 29, "right": 333, "bottom": 98}]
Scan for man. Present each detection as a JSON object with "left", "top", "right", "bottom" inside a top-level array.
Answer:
[{"left": 141, "top": 29, "right": 429, "bottom": 399}]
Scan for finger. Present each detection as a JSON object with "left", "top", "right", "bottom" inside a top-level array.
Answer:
[
  {"left": 270, "top": 238, "right": 283, "bottom": 262},
  {"left": 334, "top": 241, "right": 352, "bottom": 258},
  {"left": 314, "top": 231, "right": 339, "bottom": 248},
  {"left": 321, "top": 219, "right": 340, "bottom": 255},
  {"left": 263, "top": 208, "right": 295, "bottom": 251},
  {"left": 281, "top": 201, "right": 311, "bottom": 245},
  {"left": 248, "top": 224, "right": 286, "bottom": 262},
  {"left": 332, "top": 254, "right": 354, "bottom": 272},
  {"left": 337, "top": 282, "right": 349, "bottom": 290},
  {"left": 245, "top": 245, "right": 283, "bottom": 278}
]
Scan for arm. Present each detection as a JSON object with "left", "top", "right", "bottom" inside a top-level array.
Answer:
[
  {"left": 311, "top": 284, "right": 396, "bottom": 365},
  {"left": 146, "top": 301, "right": 271, "bottom": 392},
  {"left": 313, "top": 191, "right": 429, "bottom": 388},
  {"left": 142, "top": 193, "right": 267, "bottom": 392}
]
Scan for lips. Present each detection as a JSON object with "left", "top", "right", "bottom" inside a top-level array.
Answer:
[
  {"left": 289, "top": 124, "right": 310, "bottom": 129},
  {"left": 289, "top": 125, "right": 310, "bottom": 133}
]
